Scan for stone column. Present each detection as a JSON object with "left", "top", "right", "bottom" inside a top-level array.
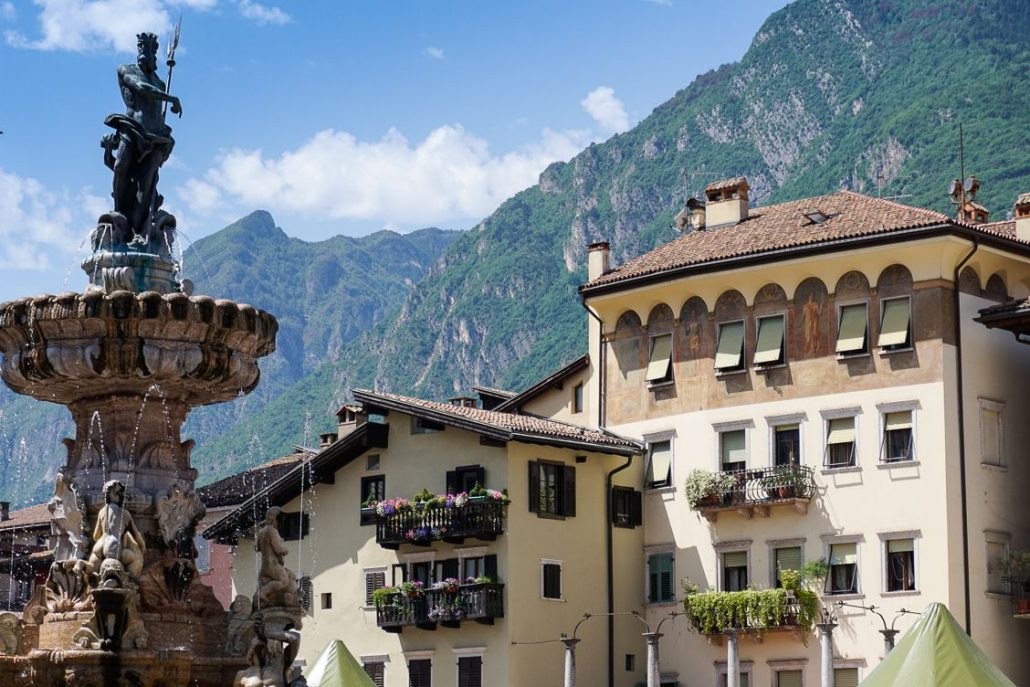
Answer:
[
  {"left": 642, "top": 632, "right": 662, "bottom": 687},
  {"left": 725, "top": 630, "right": 740, "bottom": 687},
  {"left": 816, "top": 621, "right": 837, "bottom": 687},
  {"left": 561, "top": 637, "right": 580, "bottom": 687},
  {"left": 880, "top": 628, "right": 899, "bottom": 654}
]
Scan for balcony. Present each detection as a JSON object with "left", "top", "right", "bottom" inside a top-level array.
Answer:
[
  {"left": 682, "top": 588, "right": 818, "bottom": 642},
  {"left": 1007, "top": 577, "right": 1030, "bottom": 619},
  {"left": 374, "top": 497, "right": 508, "bottom": 549},
  {"left": 691, "top": 465, "right": 816, "bottom": 522},
  {"left": 376, "top": 583, "right": 505, "bottom": 633}
]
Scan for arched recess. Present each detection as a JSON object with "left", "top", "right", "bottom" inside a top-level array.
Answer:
[
  {"left": 876, "top": 264, "right": 914, "bottom": 299},
  {"left": 985, "top": 273, "right": 1009, "bottom": 302},
  {"left": 958, "top": 266, "right": 981, "bottom": 296},
  {"left": 646, "top": 304, "right": 675, "bottom": 332},
  {"left": 835, "top": 270, "right": 871, "bottom": 300},
  {"left": 714, "top": 290, "right": 747, "bottom": 321},
  {"left": 790, "top": 277, "right": 830, "bottom": 360},
  {"left": 678, "top": 297, "right": 709, "bottom": 361},
  {"left": 612, "top": 310, "right": 643, "bottom": 377},
  {"left": 753, "top": 283, "right": 788, "bottom": 315}
]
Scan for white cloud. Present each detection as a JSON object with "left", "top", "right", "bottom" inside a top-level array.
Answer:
[
  {"left": 426, "top": 46, "right": 444, "bottom": 60},
  {"left": 237, "top": 0, "right": 289, "bottom": 25},
  {"left": 180, "top": 124, "right": 589, "bottom": 226},
  {"left": 1, "top": 2, "right": 16, "bottom": 21},
  {"left": 6, "top": 0, "right": 171, "bottom": 52},
  {"left": 0, "top": 169, "right": 85, "bottom": 270},
  {"left": 581, "top": 86, "right": 630, "bottom": 134}
]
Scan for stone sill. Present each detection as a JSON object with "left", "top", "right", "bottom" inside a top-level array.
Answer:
[
  {"left": 881, "top": 590, "right": 920, "bottom": 597},
  {"left": 877, "top": 460, "right": 920, "bottom": 470},
  {"left": 821, "top": 466, "right": 862, "bottom": 475}
]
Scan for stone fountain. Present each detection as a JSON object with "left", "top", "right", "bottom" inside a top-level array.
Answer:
[{"left": 0, "top": 31, "right": 302, "bottom": 687}]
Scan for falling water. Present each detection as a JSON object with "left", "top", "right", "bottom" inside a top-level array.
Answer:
[
  {"left": 61, "top": 225, "right": 104, "bottom": 292},
  {"left": 175, "top": 229, "right": 215, "bottom": 286}
]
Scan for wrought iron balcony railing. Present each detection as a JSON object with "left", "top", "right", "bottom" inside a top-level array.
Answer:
[
  {"left": 684, "top": 593, "right": 811, "bottom": 638},
  {"left": 693, "top": 464, "right": 816, "bottom": 522},
  {"left": 375, "top": 498, "right": 508, "bottom": 549},
  {"left": 376, "top": 583, "right": 505, "bottom": 632},
  {"left": 1006, "top": 577, "right": 1030, "bottom": 619}
]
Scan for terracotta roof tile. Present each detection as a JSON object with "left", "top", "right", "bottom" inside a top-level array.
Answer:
[
  {"left": 0, "top": 503, "right": 51, "bottom": 532},
  {"left": 705, "top": 177, "right": 748, "bottom": 193},
  {"left": 585, "top": 191, "right": 990, "bottom": 289}
]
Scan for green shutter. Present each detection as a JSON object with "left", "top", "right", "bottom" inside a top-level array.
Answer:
[
  {"left": 834, "top": 667, "right": 859, "bottom": 687},
  {"left": 827, "top": 417, "right": 855, "bottom": 445},
  {"left": 878, "top": 298, "right": 911, "bottom": 347},
  {"left": 645, "top": 334, "right": 673, "bottom": 382},
  {"left": 777, "top": 670, "right": 803, "bottom": 687},
  {"left": 836, "top": 304, "right": 868, "bottom": 353},
  {"left": 715, "top": 321, "right": 745, "bottom": 369},
  {"left": 754, "top": 315, "right": 785, "bottom": 364},
  {"left": 775, "top": 546, "right": 803, "bottom": 573},
  {"left": 720, "top": 430, "right": 746, "bottom": 467}
]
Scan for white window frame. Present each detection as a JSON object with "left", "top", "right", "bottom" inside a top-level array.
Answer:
[
  {"left": 835, "top": 300, "right": 870, "bottom": 358},
  {"left": 978, "top": 398, "right": 1005, "bottom": 469},
  {"left": 766, "top": 412, "right": 806, "bottom": 468},
  {"left": 715, "top": 540, "right": 752, "bottom": 592},
  {"left": 878, "top": 295, "right": 913, "bottom": 352},
  {"left": 643, "top": 430, "right": 677, "bottom": 492},
  {"left": 714, "top": 319, "right": 747, "bottom": 374},
  {"left": 456, "top": 546, "right": 488, "bottom": 582},
  {"left": 878, "top": 530, "right": 920, "bottom": 595},
  {"left": 985, "top": 530, "right": 1011, "bottom": 597},
  {"left": 645, "top": 546, "right": 676, "bottom": 605},
  {"left": 452, "top": 647, "right": 486, "bottom": 687},
  {"left": 821, "top": 534, "right": 863, "bottom": 598},
  {"left": 712, "top": 420, "right": 753, "bottom": 472},
  {"left": 541, "top": 558, "right": 564, "bottom": 601},
  {"left": 646, "top": 331, "right": 675, "bottom": 387},
  {"left": 754, "top": 311, "right": 788, "bottom": 368},
  {"left": 876, "top": 401, "right": 919, "bottom": 465},
  {"left": 821, "top": 407, "right": 861, "bottom": 472}
]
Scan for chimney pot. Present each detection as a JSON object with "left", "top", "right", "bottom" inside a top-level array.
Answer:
[
  {"left": 703, "top": 177, "right": 750, "bottom": 227},
  {"left": 0, "top": 502, "right": 9, "bottom": 522},
  {"left": 319, "top": 432, "right": 338, "bottom": 449},
  {"left": 587, "top": 241, "right": 610, "bottom": 281},
  {"left": 1015, "top": 193, "right": 1030, "bottom": 242}
]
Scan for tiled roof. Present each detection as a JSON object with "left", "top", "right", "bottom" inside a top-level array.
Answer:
[
  {"left": 0, "top": 503, "right": 51, "bottom": 533},
  {"left": 706, "top": 177, "right": 748, "bottom": 193},
  {"left": 1016, "top": 193, "right": 1030, "bottom": 206},
  {"left": 976, "top": 219, "right": 1016, "bottom": 241},
  {"left": 197, "top": 452, "right": 310, "bottom": 509},
  {"left": 471, "top": 385, "right": 516, "bottom": 399},
  {"left": 584, "top": 191, "right": 1007, "bottom": 290},
  {"left": 353, "top": 389, "right": 641, "bottom": 454}
]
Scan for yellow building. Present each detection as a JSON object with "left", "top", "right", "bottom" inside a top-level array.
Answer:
[
  {"left": 578, "top": 179, "right": 1030, "bottom": 686},
  {"left": 205, "top": 390, "right": 645, "bottom": 687}
]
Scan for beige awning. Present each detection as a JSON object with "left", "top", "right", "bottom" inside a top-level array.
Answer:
[
  {"left": 723, "top": 550, "right": 748, "bottom": 568},
  {"left": 829, "top": 542, "right": 857, "bottom": 565},
  {"left": 645, "top": 334, "right": 673, "bottom": 382},
  {"left": 775, "top": 546, "right": 803, "bottom": 573},
  {"left": 754, "top": 315, "right": 785, "bottom": 364},
  {"left": 715, "top": 321, "right": 745, "bottom": 369},
  {"left": 888, "top": 538, "right": 914, "bottom": 553},
  {"left": 720, "top": 430, "right": 746, "bottom": 467},
  {"left": 836, "top": 304, "right": 868, "bottom": 353},
  {"left": 827, "top": 417, "right": 855, "bottom": 444},
  {"left": 878, "top": 298, "right": 911, "bottom": 347},
  {"left": 645, "top": 441, "right": 671, "bottom": 485},
  {"left": 885, "top": 411, "right": 912, "bottom": 431}
]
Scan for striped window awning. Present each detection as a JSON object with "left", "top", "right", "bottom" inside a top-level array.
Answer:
[
  {"left": 715, "top": 321, "right": 745, "bottom": 369},
  {"left": 836, "top": 304, "right": 868, "bottom": 353},
  {"left": 754, "top": 315, "right": 785, "bottom": 365}
]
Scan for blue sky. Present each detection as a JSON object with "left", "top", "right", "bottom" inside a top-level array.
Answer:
[{"left": 0, "top": 0, "right": 789, "bottom": 300}]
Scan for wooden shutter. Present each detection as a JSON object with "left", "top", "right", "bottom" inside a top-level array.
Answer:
[
  {"left": 645, "top": 334, "right": 673, "bottom": 382},
  {"left": 878, "top": 298, "right": 911, "bottom": 347},
  {"left": 631, "top": 489, "right": 642, "bottom": 527},
  {"left": 365, "top": 571, "right": 385, "bottom": 605},
  {"left": 562, "top": 464, "right": 576, "bottom": 517},
  {"left": 409, "top": 659, "right": 431, "bottom": 687},
  {"left": 446, "top": 470, "right": 458, "bottom": 494},
  {"left": 441, "top": 558, "right": 459, "bottom": 581},
  {"left": 715, "top": 321, "right": 745, "bottom": 369},
  {"left": 458, "top": 656, "right": 482, "bottom": 687},
  {"left": 659, "top": 554, "right": 673, "bottom": 601},
  {"left": 484, "top": 554, "right": 498, "bottom": 580},
  {"left": 754, "top": 315, "right": 785, "bottom": 364},
  {"left": 364, "top": 662, "right": 385, "bottom": 687},
  {"left": 836, "top": 304, "right": 867, "bottom": 353},
  {"left": 833, "top": 668, "right": 859, "bottom": 687},
  {"left": 528, "top": 462, "right": 540, "bottom": 513}
]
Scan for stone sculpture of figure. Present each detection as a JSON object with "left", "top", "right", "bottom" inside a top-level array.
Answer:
[
  {"left": 255, "top": 507, "right": 299, "bottom": 608},
  {"left": 234, "top": 616, "right": 305, "bottom": 687},
  {"left": 89, "top": 480, "right": 146, "bottom": 581},
  {"left": 48, "top": 471, "right": 87, "bottom": 561},
  {"left": 100, "top": 31, "right": 182, "bottom": 238},
  {"left": 264, "top": 623, "right": 302, "bottom": 687}
]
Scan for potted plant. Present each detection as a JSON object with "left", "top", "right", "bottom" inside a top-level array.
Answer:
[
  {"left": 400, "top": 580, "right": 425, "bottom": 599},
  {"left": 433, "top": 577, "right": 461, "bottom": 594},
  {"left": 999, "top": 550, "right": 1030, "bottom": 614},
  {"left": 371, "top": 586, "right": 397, "bottom": 607},
  {"left": 761, "top": 465, "right": 802, "bottom": 499},
  {"left": 684, "top": 469, "right": 735, "bottom": 509}
]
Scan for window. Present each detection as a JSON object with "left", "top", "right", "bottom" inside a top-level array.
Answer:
[
  {"left": 720, "top": 430, "right": 747, "bottom": 472},
  {"left": 715, "top": 320, "right": 745, "bottom": 372},
  {"left": 882, "top": 411, "right": 913, "bottom": 463},
  {"left": 528, "top": 461, "right": 575, "bottom": 517},
  {"left": 408, "top": 658, "right": 431, "bottom": 687},
  {"left": 825, "top": 417, "right": 856, "bottom": 468},
  {"left": 719, "top": 671, "right": 750, "bottom": 687},
  {"left": 828, "top": 543, "right": 858, "bottom": 594},
  {"left": 363, "top": 661, "right": 385, "bottom": 687},
  {"left": 836, "top": 303, "right": 868, "bottom": 355},
  {"left": 411, "top": 561, "right": 432, "bottom": 586},
  {"left": 886, "top": 538, "right": 916, "bottom": 592},
  {"left": 987, "top": 537, "right": 1010, "bottom": 594},
  {"left": 365, "top": 569, "right": 386, "bottom": 605},
  {"left": 573, "top": 383, "right": 584, "bottom": 414},
  {"left": 774, "top": 546, "right": 803, "bottom": 588},
  {"left": 980, "top": 400, "right": 1004, "bottom": 467},
  {"left": 611, "top": 486, "right": 642, "bottom": 528},
  {"left": 755, "top": 314, "right": 786, "bottom": 366},
  {"left": 412, "top": 416, "right": 444, "bottom": 434},
  {"left": 776, "top": 670, "right": 803, "bottom": 687},
  {"left": 366, "top": 453, "right": 381, "bottom": 471},
  {"left": 542, "top": 560, "right": 563, "bottom": 600},
  {"left": 360, "top": 475, "right": 385, "bottom": 524},
  {"left": 834, "top": 667, "right": 859, "bottom": 687},
  {"left": 774, "top": 425, "right": 801, "bottom": 466},
  {"left": 878, "top": 297, "right": 912, "bottom": 350},
  {"left": 193, "top": 534, "right": 211, "bottom": 574},
  {"left": 461, "top": 556, "right": 483, "bottom": 580},
  {"left": 647, "top": 552, "right": 675, "bottom": 603},
  {"left": 625, "top": 655, "right": 635, "bottom": 671},
  {"left": 321, "top": 592, "right": 332, "bottom": 609},
  {"left": 391, "top": 563, "right": 408, "bottom": 586},
  {"left": 277, "top": 511, "right": 310, "bottom": 540},
  {"left": 446, "top": 465, "right": 486, "bottom": 494},
  {"left": 722, "top": 550, "right": 748, "bottom": 591},
  {"left": 457, "top": 656, "right": 482, "bottom": 687},
  {"left": 645, "top": 333, "right": 673, "bottom": 384},
  {"left": 644, "top": 440, "right": 672, "bottom": 489}
]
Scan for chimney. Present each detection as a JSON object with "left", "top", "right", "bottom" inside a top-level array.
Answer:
[
  {"left": 1016, "top": 193, "right": 1030, "bottom": 242},
  {"left": 448, "top": 396, "right": 478, "bottom": 408},
  {"left": 0, "top": 502, "right": 9, "bottom": 522},
  {"left": 587, "top": 242, "right": 610, "bottom": 281},
  {"left": 704, "top": 177, "right": 750, "bottom": 228},
  {"left": 319, "top": 432, "right": 338, "bottom": 449},
  {"left": 336, "top": 404, "right": 368, "bottom": 439},
  {"left": 674, "top": 197, "right": 706, "bottom": 232}
]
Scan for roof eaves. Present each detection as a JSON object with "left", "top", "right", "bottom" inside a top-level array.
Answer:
[
  {"left": 494, "top": 355, "right": 590, "bottom": 412},
  {"left": 508, "top": 430, "right": 642, "bottom": 456},
  {"left": 353, "top": 389, "right": 511, "bottom": 442}
]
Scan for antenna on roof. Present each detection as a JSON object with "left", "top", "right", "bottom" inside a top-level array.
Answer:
[{"left": 948, "top": 123, "right": 986, "bottom": 223}]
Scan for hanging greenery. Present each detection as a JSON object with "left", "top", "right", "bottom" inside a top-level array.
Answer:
[{"left": 681, "top": 581, "right": 820, "bottom": 638}]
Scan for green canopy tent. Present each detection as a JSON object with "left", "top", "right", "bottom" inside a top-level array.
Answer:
[
  {"left": 304, "top": 639, "right": 377, "bottom": 687},
  {"left": 860, "top": 602, "right": 1016, "bottom": 686}
]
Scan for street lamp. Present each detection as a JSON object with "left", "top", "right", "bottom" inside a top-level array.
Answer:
[{"left": 836, "top": 601, "right": 918, "bottom": 653}]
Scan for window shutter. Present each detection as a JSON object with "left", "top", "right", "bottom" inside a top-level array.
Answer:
[
  {"left": 830, "top": 543, "right": 857, "bottom": 565},
  {"left": 563, "top": 465, "right": 576, "bottom": 517},
  {"left": 659, "top": 554, "right": 673, "bottom": 601},
  {"left": 754, "top": 315, "right": 785, "bottom": 364},
  {"left": 723, "top": 551, "right": 748, "bottom": 568},
  {"left": 631, "top": 489, "right": 642, "bottom": 527},
  {"left": 715, "top": 321, "right": 745, "bottom": 369},
  {"left": 645, "top": 334, "right": 673, "bottom": 382},
  {"left": 836, "top": 304, "right": 868, "bottom": 353},
  {"left": 878, "top": 298, "right": 911, "bottom": 347},
  {"left": 528, "top": 462, "right": 540, "bottom": 513},
  {"left": 775, "top": 547, "right": 803, "bottom": 573},
  {"left": 827, "top": 418, "right": 855, "bottom": 444},
  {"left": 885, "top": 411, "right": 912, "bottom": 431},
  {"left": 409, "top": 659, "right": 431, "bottom": 687},
  {"left": 777, "top": 670, "right": 803, "bottom": 687},
  {"left": 833, "top": 668, "right": 859, "bottom": 687},
  {"left": 887, "top": 539, "right": 914, "bottom": 553},
  {"left": 648, "top": 555, "right": 659, "bottom": 603},
  {"left": 441, "top": 558, "right": 459, "bottom": 580},
  {"left": 446, "top": 470, "right": 459, "bottom": 494},
  {"left": 720, "top": 430, "right": 746, "bottom": 467},
  {"left": 484, "top": 554, "right": 498, "bottom": 580},
  {"left": 458, "top": 656, "right": 482, "bottom": 687}
]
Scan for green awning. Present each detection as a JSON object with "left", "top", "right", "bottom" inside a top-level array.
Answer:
[
  {"left": 837, "top": 304, "right": 868, "bottom": 353},
  {"left": 859, "top": 603, "right": 1017, "bottom": 686},
  {"left": 305, "top": 640, "right": 377, "bottom": 687},
  {"left": 645, "top": 334, "right": 673, "bottom": 382},
  {"left": 754, "top": 315, "right": 785, "bottom": 364},
  {"left": 715, "top": 321, "right": 745, "bottom": 369},
  {"left": 878, "top": 298, "right": 911, "bottom": 347}
]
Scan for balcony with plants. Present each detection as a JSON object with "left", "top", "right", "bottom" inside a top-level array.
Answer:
[
  {"left": 684, "top": 464, "right": 816, "bottom": 522},
  {"left": 364, "top": 485, "right": 510, "bottom": 549},
  {"left": 373, "top": 577, "right": 505, "bottom": 633},
  {"left": 1001, "top": 550, "right": 1030, "bottom": 619}
]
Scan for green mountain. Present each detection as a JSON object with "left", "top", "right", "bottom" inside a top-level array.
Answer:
[
  {"left": 191, "top": 0, "right": 1030, "bottom": 483},
  {"left": 0, "top": 213, "right": 460, "bottom": 504}
]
